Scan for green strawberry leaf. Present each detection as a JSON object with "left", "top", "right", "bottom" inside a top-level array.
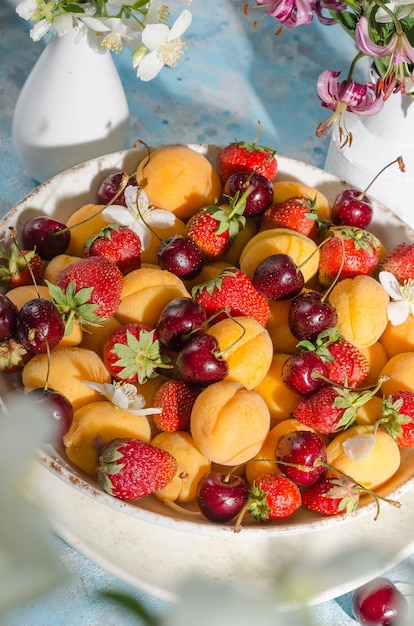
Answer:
[{"left": 110, "top": 329, "right": 171, "bottom": 384}]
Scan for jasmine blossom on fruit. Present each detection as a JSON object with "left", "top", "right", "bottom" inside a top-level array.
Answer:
[
  {"left": 102, "top": 186, "right": 175, "bottom": 250},
  {"left": 379, "top": 270, "right": 414, "bottom": 325},
  {"left": 83, "top": 380, "right": 162, "bottom": 415}
]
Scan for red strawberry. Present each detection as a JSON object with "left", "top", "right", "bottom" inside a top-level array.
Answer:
[
  {"left": 378, "top": 390, "right": 414, "bottom": 448},
  {"left": 0, "top": 337, "right": 31, "bottom": 373},
  {"left": 0, "top": 241, "right": 43, "bottom": 289},
  {"left": 153, "top": 379, "right": 199, "bottom": 432},
  {"left": 302, "top": 475, "right": 360, "bottom": 516},
  {"left": 219, "top": 133, "right": 277, "bottom": 183},
  {"left": 293, "top": 383, "right": 380, "bottom": 435},
  {"left": 299, "top": 329, "right": 369, "bottom": 388},
  {"left": 49, "top": 256, "right": 123, "bottom": 331},
  {"left": 84, "top": 223, "right": 142, "bottom": 275},
  {"left": 260, "top": 195, "right": 323, "bottom": 240},
  {"left": 375, "top": 242, "right": 414, "bottom": 283},
  {"left": 103, "top": 322, "right": 171, "bottom": 384},
  {"left": 96, "top": 437, "right": 177, "bottom": 500},
  {"left": 185, "top": 193, "right": 247, "bottom": 260},
  {"left": 318, "top": 226, "right": 379, "bottom": 287},
  {"left": 246, "top": 473, "right": 302, "bottom": 523},
  {"left": 192, "top": 267, "right": 270, "bottom": 327}
]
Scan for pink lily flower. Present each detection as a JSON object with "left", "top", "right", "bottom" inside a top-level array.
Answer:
[
  {"left": 355, "top": 16, "right": 414, "bottom": 65},
  {"left": 255, "top": 0, "right": 315, "bottom": 28},
  {"left": 316, "top": 69, "right": 385, "bottom": 146}
]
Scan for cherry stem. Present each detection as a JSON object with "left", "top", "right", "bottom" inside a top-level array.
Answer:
[
  {"left": 215, "top": 312, "right": 246, "bottom": 359},
  {"left": 314, "top": 460, "right": 401, "bottom": 521},
  {"left": 360, "top": 156, "right": 406, "bottom": 199}
]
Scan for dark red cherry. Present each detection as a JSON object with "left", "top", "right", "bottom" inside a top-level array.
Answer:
[
  {"left": 252, "top": 254, "right": 304, "bottom": 300},
  {"left": 281, "top": 352, "right": 328, "bottom": 395},
  {"left": 27, "top": 388, "right": 73, "bottom": 439},
  {"left": 16, "top": 298, "right": 65, "bottom": 354},
  {"left": 332, "top": 189, "right": 373, "bottom": 229},
  {"left": 275, "top": 430, "right": 327, "bottom": 486},
  {"left": 197, "top": 471, "right": 248, "bottom": 523},
  {"left": 21, "top": 216, "right": 71, "bottom": 260},
  {"left": 157, "top": 297, "right": 207, "bottom": 352},
  {"left": 158, "top": 235, "right": 204, "bottom": 280},
  {"left": 176, "top": 333, "right": 228, "bottom": 386},
  {"left": 0, "top": 294, "right": 18, "bottom": 341},
  {"left": 289, "top": 291, "right": 338, "bottom": 341},
  {"left": 352, "top": 577, "right": 408, "bottom": 625},
  {"left": 225, "top": 171, "right": 274, "bottom": 216},
  {"left": 97, "top": 172, "right": 138, "bottom": 206}
]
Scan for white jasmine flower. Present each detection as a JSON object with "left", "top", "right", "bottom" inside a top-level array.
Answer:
[
  {"left": 375, "top": 0, "right": 414, "bottom": 23},
  {"left": 102, "top": 185, "right": 175, "bottom": 249},
  {"left": 343, "top": 433, "right": 376, "bottom": 460},
  {"left": 79, "top": 16, "right": 138, "bottom": 53},
  {"left": 0, "top": 396, "right": 68, "bottom": 614},
  {"left": 137, "top": 9, "right": 192, "bottom": 81},
  {"left": 82, "top": 380, "right": 162, "bottom": 415},
  {"left": 379, "top": 270, "right": 414, "bottom": 325}
]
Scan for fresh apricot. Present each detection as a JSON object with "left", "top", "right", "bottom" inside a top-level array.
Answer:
[
  {"left": 358, "top": 342, "right": 389, "bottom": 386},
  {"left": 206, "top": 316, "right": 273, "bottom": 390},
  {"left": 136, "top": 145, "right": 222, "bottom": 219},
  {"left": 190, "top": 381, "right": 271, "bottom": 465},
  {"left": 63, "top": 401, "right": 152, "bottom": 475},
  {"left": 266, "top": 298, "right": 299, "bottom": 354},
  {"left": 65, "top": 203, "right": 107, "bottom": 257},
  {"left": 328, "top": 274, "right": 389, "bottom": 348},
  {"left": 22, "top": 346, "right": 111, "bottom": 410},
  {"left": 326, "top": 424, "right": 400, "bottom": 490},
  {"left": 254, "top": 353, "right": 300, "bottom": 424},
  {"left": 239, "top": 227, "right": 320, "bottom": 283},
  {"left": 152, "top": 431, "right": 211, "bottom": 503},
  {"left": 115, "top": 266, "right": 190, "bottom": 327},
  {"left": 380, "top": 352, "right": 414, "bottom": 395},
  {"left": 380, "top": 316, "right": 414, "bottom": 358}
]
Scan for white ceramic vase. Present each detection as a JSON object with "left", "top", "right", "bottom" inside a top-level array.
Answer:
[
  {"left": 324, "top": 91, "right": 414, "bottom": 229},
  {"left": 12, "top": 30, "right": 130, "bottom": 183}
]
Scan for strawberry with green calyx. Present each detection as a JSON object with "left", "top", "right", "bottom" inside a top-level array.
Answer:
[
  {"left": 184, "top": 188, "right": 250, "bottom": 260},
  {"left": 302, "top": 475, "right": 360, "bottom": 517},
  {"left": 219, "top": 123, "right": 277, "bottom": 183},
  {"left": 234, "top": 473, "right": 301, "bottom": 531},
  {"left": 96, "top": 437, "right": 177, "bottom": 501},
  {"left": 0, "top": 337, "right": 31, "bottom": 373},
  {"left": 260, "top": 195, "right": 330, "bottom": 241},
  {"left": 103, "top": 323, "right": 171, "bottom": 384},
  {"left": 153, "top": 379, "right": 199, "bottom": 432},
  {"left": 84, "top": 222, "right": 142, "bottom": 275},
  {"left": 376, "top": 390, "right": 414, "bottom": 448},
  {"left": 0, "top": 241, "right": 43, "bottom": 289},
  {"left": 48, "top": 256, "right": 123, "bottom": 334},
  {"left": 303, "top": 463, "right": 401, "bottom": 520},
  {"left": 298, "top": 327, "right": 369, "bottom": 388},
  {"left": 192, "top": 266, "right": 270, "bottom": 327},
  {"left": 375, "top": 242, "right": 414, "bottom": 284},
  {"left": 318, "top": 226, "right": 379, "bottom": 287},
  {"left": 293, "top": 376, "right": 387, "bottom": 435}
]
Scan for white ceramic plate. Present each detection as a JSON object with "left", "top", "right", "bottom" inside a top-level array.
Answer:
[{"left": 2, "top": 146, "right": 414, "bottom": 606}]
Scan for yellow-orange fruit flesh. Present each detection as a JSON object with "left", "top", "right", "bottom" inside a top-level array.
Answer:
[
  {"left": 190, "top": 381, "right": 271, "bottom": 465},
  {"left": 136, "top": 145, "right": 222, "bottom": 219},
  {"left": 206, "top": 316, "right": 273, "bottom": 390},
  {"left": 152, "top": 431, "right": 211, "bottom": 503},
  {"left": 63, "top": 401, "right": 152, "bottom": 475}
]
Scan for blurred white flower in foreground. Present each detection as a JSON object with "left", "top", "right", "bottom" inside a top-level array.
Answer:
[{"left": 0, "top": 395, "right": 68, "bottom": 617}]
